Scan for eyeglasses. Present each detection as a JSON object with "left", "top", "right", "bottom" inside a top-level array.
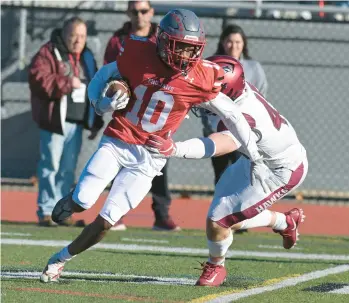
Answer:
[{"left": 130, "top": 9, "right": 150, "bottom": 16}]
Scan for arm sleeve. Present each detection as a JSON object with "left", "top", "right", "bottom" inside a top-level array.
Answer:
[
  {"left": 28, "top": 52, "right": 73, "bottom": 99},
  {"left": 198, "top": 92, "right": 261, "bottom": 162},
  {"left": 173, "top": 137, "right": 216, "bottom": 159},
  {"left": 87, "top": 61, "right": 122, "bottom": 106}
]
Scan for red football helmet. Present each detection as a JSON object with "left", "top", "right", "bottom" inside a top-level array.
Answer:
[
  {"left": 157, "top": 9, "right": 206, "bottom": 73},
  {"left": 206, "top": 55, "right": 246, "bottom": 100}
]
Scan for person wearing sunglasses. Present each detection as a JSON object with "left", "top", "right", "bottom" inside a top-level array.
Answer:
[
  {"left": 104, "top": 1, "right": 156, "bottom": 65},
  {"left": 104, "top": 1, "right": 180, "bottom": 232}
]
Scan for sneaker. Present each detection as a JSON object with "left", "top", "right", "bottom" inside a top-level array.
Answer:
[
  {"left": 152, "top": 217, "right": 181, "bottom": 231},
  {"left": 110, "top": 218, "right": 127, "bottom": 231},
  {"left": 40, "top": 253, "right": 65, "bottom": 283},
  {"left": 195, "top": 262, "right": 227, "bottom": 287},
  {"left": 38, "top": 215, "right": 58, "bottom": 227},
  {"left": 273, "top": 208, "right": 305, "bottom": 249}
]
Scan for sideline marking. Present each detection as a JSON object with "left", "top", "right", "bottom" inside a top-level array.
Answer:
[
  {"left": 1, "top": 270, "right": 196, "bottom": 285},
  {"left": 2, "top": 238, "right": 349, "bottom": 261},
  {"left": 258, "top": 244, "right": 303, "bottom": 250},
  {"left": 203, "top": 265, "right": 349, "bottom": 303},
  {"left": 1, "top": 232, "right": 32, "bottom": 236},
  {"left": 121, "top": 237, "right": 169, "bottom": 244},
  {"left": 329, "top": 285, "right": 349, "bottom": 294}
]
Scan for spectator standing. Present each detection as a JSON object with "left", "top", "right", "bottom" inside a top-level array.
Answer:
[
  {"left": 104, "top": 0, "right": 180, "bottom": 231},
  {"left": 216, "top": 24, "right": 268, "bottom": 95},
  {"left": 29, "top": 17, "right": 104, "bottom": 227}
]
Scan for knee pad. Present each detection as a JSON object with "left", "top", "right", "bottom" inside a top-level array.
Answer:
[{"left": 207, "top": 230, "right": 233, "bottom": 258}]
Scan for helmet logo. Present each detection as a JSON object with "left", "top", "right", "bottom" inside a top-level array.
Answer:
[
  {"left": 184, "top": 35, "right": 199, "bottom": 41},
  {"left": 222, "top": 65, "right": 233, "bottom": 74}
]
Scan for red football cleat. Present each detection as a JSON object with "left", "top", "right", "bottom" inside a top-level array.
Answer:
[
  {"left": 195, "top": 262, "right": 227, "bottom": 287},
  {"left": 274, "top": 208, "right": 305, "bottom": 249}
]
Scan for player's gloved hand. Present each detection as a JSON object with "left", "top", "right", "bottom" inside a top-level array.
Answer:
[
  {"left": 251, "top": 158, "right": 283, "bottom": 193},
  {"left": 92, "top": 84, "right": 129, "bottom": 115},
  {"left": 145, "top": 134, "right": 176, "bottom": 158}
]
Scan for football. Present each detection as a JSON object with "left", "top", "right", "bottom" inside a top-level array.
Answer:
[{"left": 105, "top": 80, "right": 131, "bottom": 98}]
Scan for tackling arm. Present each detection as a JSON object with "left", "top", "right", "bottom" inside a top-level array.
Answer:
[
  {"left": 198, "top": 92, "right": 262, "bottom": 162},
  {"left": 171, "top": 133, "right": 238, "bottom": 159}
]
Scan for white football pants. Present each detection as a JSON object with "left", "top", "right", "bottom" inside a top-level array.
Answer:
[
  {"left": 72, "top": 135, "right": 166, "bottom": 225},
  {"left": 208, "top": 154, "right": 308, "bottom": 227}
]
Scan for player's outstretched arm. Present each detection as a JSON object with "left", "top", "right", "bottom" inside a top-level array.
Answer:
[
  {"left": 199, "top": 92, "right": 277, "bottom": 193},
  {"left": 198, "top": 92, "right": 261, "bottom": 162},
  {"left": 145, "top": 132, "right": 238, "bottom": 159}
]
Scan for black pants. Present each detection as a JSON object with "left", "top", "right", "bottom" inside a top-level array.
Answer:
[
  {"left": 211, "top": 151, "right": 241, "bottom": 185},
  {"left": 150, "top": 162, "right": 171, "bottom": 221}
]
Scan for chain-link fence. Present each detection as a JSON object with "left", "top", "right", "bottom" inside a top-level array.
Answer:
[{"left": 1, "top": 4, "right": 349, "bottom": 198}]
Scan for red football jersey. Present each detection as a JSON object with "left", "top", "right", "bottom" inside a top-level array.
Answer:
[{"left": 104, "top": 36, "right": 224, "bottom": 144}]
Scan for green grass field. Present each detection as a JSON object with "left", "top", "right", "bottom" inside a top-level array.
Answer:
[{"left": 1, "top": 222, "right": 349, "bottom": 303}]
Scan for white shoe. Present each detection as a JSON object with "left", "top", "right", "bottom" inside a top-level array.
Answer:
[
  {"left": 40, "top": 253, "right": 65, "bottom": 283},
  {"left": 110, "top": 219, "right": 127, "bottom": 231},
  {"left": 110, "top": 223, "right": 127, "bottom": 231}
]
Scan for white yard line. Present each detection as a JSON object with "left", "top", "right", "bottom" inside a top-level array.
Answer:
[
  {"left": 1, "top": 270, "right": 196, "bottom": 286},
  {"left": 2, "top": 238, "right": 349, "bottom": 261},
  {"left": 1, "top": 232, "right": 32, "bottom": 236},
  {"left": 328, "top": 285, "right": 349, "bottom": 294},
  {"left": 258, "top": 244, "right": 303, "bottom": 250},
  {"left": 121, "top": 237, "right": 169, "bottom": 244},
  {"left": 205, "top": 265, "right": 349, "bottom": 303}
]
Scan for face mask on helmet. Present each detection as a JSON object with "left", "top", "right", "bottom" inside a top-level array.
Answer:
[
  {"left": 157, "top": 9, "right": 206, "bottom": 73},
  {"left": 157, "top": 30, "right": 205, "bottom": 73}
]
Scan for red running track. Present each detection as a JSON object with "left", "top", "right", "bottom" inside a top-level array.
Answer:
[{"left": 1, "top": 190, "right": 348, "bottom": 236}]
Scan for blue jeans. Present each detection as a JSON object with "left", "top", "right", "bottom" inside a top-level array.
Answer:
[{"left": 37, "top": 121, "right": 83, "bottom": 219}]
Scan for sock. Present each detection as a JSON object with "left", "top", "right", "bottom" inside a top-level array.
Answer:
[
  {"left": 272, "top": 212, "right": 287, "bottom": 231},
  {"left": 239, "top": 210, "right": 273, "bottom": 229},
  {"left": 208, "top": 257, "right": 225, "bottom": 266},
  {"left": 207, "top": 230, "right": 233, "bottom": 265},
  {"left": 57, "top": 246, "right": 74, "bottom": 262}
]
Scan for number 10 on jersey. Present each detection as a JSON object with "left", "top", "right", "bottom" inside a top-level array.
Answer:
[{"left": 125, "top": 85, "right": 174, "bottom": 133}]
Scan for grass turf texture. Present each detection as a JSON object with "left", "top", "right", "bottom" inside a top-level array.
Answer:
[{"left": 1, "top": 222, "right": 348, "bottom": 303}]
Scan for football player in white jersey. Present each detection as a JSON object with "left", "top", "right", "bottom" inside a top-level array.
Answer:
[{"left": 145, "top": 55, "right": 308, "bottom": 287}]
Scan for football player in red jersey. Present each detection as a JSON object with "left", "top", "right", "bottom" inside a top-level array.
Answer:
[
  {"left": 146, "top": 55, "right": 308, "bottom": 287},
  {"left": 40, "top": 9, "right": 272, "bottom": 283}
]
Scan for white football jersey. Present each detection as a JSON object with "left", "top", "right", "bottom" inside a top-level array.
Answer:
[{"left": 207, "top": 82, "right": 306, "bottom": 170}]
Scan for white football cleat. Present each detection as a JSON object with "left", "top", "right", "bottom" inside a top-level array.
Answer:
[{"left": 40, "top": 253, "right": 65, "bottom": 283}]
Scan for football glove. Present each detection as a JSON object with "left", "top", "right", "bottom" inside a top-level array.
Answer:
[
  {"left": 145, "top": 134, "right": 176, "bottom": 158},
  {"left": 251, "top": 158, "right": 283, "bottom": 193},
  {"left": 92, "top": 83, "right": 129, "bottom": 115}
]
